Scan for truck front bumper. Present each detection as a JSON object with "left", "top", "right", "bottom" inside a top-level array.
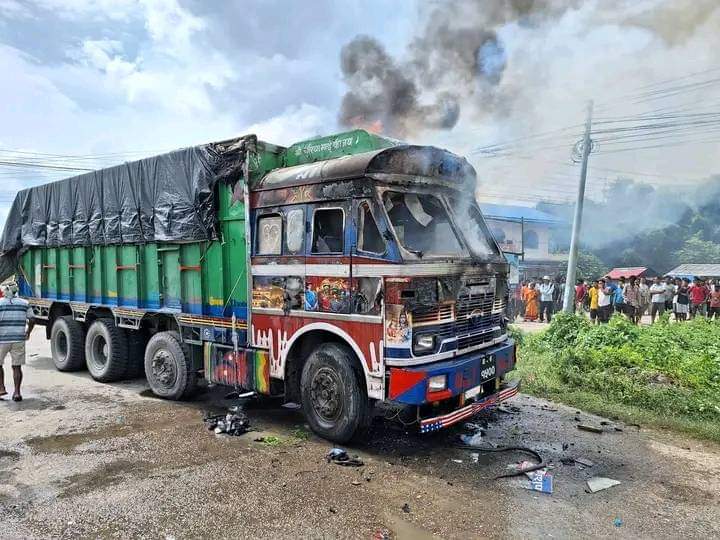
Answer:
[{"left": 419, "top": 379, "right": 520, "bottom": 433}]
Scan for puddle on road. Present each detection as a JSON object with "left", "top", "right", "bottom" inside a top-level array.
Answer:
[
  {"left": 25, "top": 425, "right": 134, "bottom": 454},
  {"left": 59, "top": 459, "right": 154, "bottom": 499}
]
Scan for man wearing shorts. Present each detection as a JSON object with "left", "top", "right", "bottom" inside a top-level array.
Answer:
[{"left": 0, "top": 282, "right": 34, "bottom": 402}]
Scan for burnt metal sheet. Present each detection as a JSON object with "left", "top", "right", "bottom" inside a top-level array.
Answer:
[{"left": 254, "top": 145, "right": 476, "bottom": 192}]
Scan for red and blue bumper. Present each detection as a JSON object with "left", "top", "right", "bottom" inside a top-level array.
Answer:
[{"left": 386, "top": 339, "right": 519, "bottom": 433}]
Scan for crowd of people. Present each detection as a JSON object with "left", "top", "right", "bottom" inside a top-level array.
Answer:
[{"left": 510, "top": 274, "right": 720, "bottom": 325}]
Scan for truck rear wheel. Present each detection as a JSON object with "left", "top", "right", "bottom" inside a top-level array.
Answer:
[
  {"left": 144, "top": 331, "right": 197, "bottom": 400},
  {"left": 124, "top": 329, "right": 148, "bottom": 379},
  {"left": 50, "top": 316, "right": 86, "bottom": 371},
  {"left": 85, "top": 319, "right": 128, "bottom": 382},
  {"left": 300, "top": 342, "right": 372, "bottom": 443}
]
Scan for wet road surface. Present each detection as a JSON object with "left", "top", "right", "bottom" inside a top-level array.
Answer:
[{"left": 1, "top": 329, "right": 719, "bottom": 539}]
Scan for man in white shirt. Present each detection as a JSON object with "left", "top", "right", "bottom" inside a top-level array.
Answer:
[
  {"left": 537, "top": 276, "right": 555, "bottom": 323},
  {"left": 597, "top": 278, "right": 613, "bottom": 323},
  {"left": 649, "top": 277, "right": 667, "bottom": 323}
]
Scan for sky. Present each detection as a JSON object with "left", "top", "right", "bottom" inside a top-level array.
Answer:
[{"left": 1, "top": 0, "right": 720, "bottom": 223}]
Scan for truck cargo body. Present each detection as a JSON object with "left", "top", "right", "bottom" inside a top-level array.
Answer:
[{"left": 11, "top": 130, "right": 518, "bottom": 442}]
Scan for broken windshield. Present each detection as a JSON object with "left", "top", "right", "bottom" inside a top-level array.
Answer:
[
  {"left": 382, "top": 191, "right": 466, "bottom": 258},
  {"left": 448, "top": 197, "right": 501, "bottom": 259}
]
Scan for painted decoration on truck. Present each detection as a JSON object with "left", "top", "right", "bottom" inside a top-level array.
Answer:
[
  {"left": 305, "top": 276, "right": 350, "bottom": 313},
  {"left": 203, "top": 342, "right": 270, "bottom": 394},
  {"left": 385, "top": 304, "right": 411, "bottom": 344},
  {"left": 250, "top": 312, "right": 385, "bottom": 399},
  {"left": 253, "top": 276, "right": 304, "bottom": 311}
]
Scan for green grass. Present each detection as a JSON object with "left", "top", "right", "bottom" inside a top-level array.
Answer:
[{"left": 514, "top": 313, "right": 720, "bottom": 443}]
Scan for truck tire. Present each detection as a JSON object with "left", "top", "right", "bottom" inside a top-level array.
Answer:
[
  {"left": 144, "top": 331, "right": 197, "bottom": 400},
  {"left": 300, "top": 342, "right": 373, "bottom": 443},
  {"left": 50, "top": 316, "right": 86, "bottom": 371},
  {"left": 85, "top": 318, "right": 128, "bottom": 382},
  {"left": 124, "top": 329, "right": 148, "bottom": 379}
]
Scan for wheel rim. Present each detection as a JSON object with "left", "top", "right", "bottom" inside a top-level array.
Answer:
[
  {"left": 151, "top": 349, "right": 177, "bottom": 388},
  {"left": 90, "top": 334, "right": 109, "bottom": 370},
  {"left": 56, "top": 331, "right": 68, "bottom": 362},
  {"left": 310, "top": 367, "right": 343, "bottom": 423}
]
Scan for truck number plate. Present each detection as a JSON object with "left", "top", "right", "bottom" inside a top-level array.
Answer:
[{"left": 480, "top": 354, "right": 496, "bottom": 380}]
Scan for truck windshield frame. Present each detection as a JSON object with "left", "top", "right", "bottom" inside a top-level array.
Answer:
[{"left": 381, "top": 190, "right": 468, "bottom": 259}]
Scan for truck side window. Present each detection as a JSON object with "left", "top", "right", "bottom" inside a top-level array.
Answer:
[
  {"left": 257, "top": 214, "right": 282, "bottom": 255},
  {"left": 311, "top": 208, "right": 344, "bottom": 254},
  {"left": 285, "top": 208, "right": 304, "bottom": 254},
  {"left": 357, "top": 202, "right": 385, "bottom": 254}
]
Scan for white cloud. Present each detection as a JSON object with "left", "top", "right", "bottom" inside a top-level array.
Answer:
[{"left": 244, "top": 103, "right": 337, "bottom": 146}]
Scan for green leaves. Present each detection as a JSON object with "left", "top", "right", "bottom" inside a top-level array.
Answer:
[{"left": 521, "top": 315, "right": 720, "bottom": 422}]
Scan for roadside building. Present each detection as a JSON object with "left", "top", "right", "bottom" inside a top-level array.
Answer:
[
  {"left": 480, "top": 203, "right": 568, "bottom": 280},
  {"left": 666, "top": 263, "right": 720, "bottom": 281},
  {"left": 605, "top": 266, "right": 659, "bottom": 280}
]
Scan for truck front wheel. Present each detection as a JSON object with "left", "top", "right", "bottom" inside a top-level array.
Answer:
[
  {"left": 144, "top": 331, "right": 197, "bottom": 400},
  {"left": 50, "top": 316, "right": 86, "bottom": 371},
  {"left": 85, "top": 319, "right": 128, "bottom": 382},
  {"left": 300, "top": 343, "right": 372, "bottom": 443}
]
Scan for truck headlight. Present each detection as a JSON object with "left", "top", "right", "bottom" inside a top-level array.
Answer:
[
  {"left": 428, "top": 374, "right": 447, "bottom": 392},
  {"left": 413, "top": 334, "right": 436, "bottom": 355}
]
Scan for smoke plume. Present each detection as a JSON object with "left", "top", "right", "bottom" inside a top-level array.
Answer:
[{"left": 339, "top": 1, "right": 575, "bottom": 137}]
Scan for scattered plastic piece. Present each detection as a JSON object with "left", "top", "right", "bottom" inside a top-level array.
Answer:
[
  {"left": 470, "top": 452, "right": 479, "bottom": 463},
  {"left": 452, "top": 459, "right": 463, "bottom": 463},
  {"left": 614, "top": 517, "right": 623, "bottom": 527},
  {"left": 578, "top": 424, "right": 603, "bottom": 434},
  {"left": 586, "top": 476, "right": 621, "bottom": 493},
  {"left": 524, "top": 469, "right": 553, "bottom": 494}
]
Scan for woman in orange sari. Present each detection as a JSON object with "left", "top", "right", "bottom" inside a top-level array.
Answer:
[{"left": 523, "top": 282, "right": 539, "bottom": 321}]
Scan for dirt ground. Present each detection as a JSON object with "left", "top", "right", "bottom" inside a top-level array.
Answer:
[{"left": 1, "top": 329, "right": 719, "bottom": 539}]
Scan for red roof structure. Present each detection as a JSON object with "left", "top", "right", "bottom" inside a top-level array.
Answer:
[{"left": 605, "top": 267, "right": 657, "bottom": 279}]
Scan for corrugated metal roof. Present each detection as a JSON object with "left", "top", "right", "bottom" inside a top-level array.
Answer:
[
  {"left": 479, "top": 203, "right": 565, "bottom": 225},
  {"left": 606, "top": 267, "right": 650, "bottom": 279},
  {"left": 666, "top": 263, "right": 720, "bottom": 277}
]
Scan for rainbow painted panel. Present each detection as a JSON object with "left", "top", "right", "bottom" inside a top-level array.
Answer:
[{"left": 203, "top": 342, "right": 271, "bottom": 395}]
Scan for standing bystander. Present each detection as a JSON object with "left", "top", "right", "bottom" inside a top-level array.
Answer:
[
  {"left": 649, "top": 277, "right": 667, "bottom": 323},
  {"left": 0, "top": 281, "right": 34, "bottom": 402}
]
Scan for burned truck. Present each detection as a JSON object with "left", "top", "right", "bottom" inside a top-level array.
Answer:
[{"left": 1, "top": 129, "right": 518, "bottom": 442}]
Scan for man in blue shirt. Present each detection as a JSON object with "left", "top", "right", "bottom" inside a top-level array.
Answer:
[{"left": 613, "top": 277, "right": 626, "bottom": 314}]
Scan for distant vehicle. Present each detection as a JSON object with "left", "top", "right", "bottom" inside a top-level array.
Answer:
[{"left": 4, "top": 129, "right": 518, "bottom": 442}]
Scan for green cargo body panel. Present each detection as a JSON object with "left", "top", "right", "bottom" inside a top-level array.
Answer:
[{"left": 19, "top": 182, "right": 249, "bottom": 319}]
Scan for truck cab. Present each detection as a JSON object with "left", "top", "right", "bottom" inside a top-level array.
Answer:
[{"left": 237, "top": 132, "right": 519, "bottom": 440}]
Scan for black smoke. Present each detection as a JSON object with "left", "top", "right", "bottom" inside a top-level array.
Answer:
[{"left": 338, "top": 0, "right": 573, "bottom": 137}]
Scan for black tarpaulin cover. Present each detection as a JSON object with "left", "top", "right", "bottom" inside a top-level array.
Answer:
[{"left": 0, "top": 139, "right": 248, "bottom": 281}]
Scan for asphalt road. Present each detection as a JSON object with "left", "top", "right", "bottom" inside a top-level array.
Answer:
[{"left": 1, "top": 329, "right": 719, "bottom": 539}]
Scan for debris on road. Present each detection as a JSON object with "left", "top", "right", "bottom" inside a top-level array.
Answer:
[
  {"left": 575, "top": 457, "right": 595, "bottom": 468},
  {"left": 578, "top": 424, "right": 604, "bottom": 434},
  {"left": 459, "top": 431, "right": 484, "bottom": 446},
  {"left": 402, "top": 503, "right": 411, "bottom": 513},
  {"left": 614, "top": 517, "right": 623, "bottom": 528},
  {"left": 524, "top": 469, "right": 554, "bottom": 494},
  {"left": 326, "top": 448, "right": 364, "bottom": 467},
  {"left": 586, "top": 476, "right": 622, "bottom": 493},
  {"left": 204, "top": 409, "right": 250, "bottom": 436}
]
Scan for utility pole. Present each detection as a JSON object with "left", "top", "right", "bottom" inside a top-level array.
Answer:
[{"left": 562, "top": 101, "right": 593, "bottom": 313}]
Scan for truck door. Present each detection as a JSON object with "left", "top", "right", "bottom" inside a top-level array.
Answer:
[{"left": 306, "top": 202, "right": 351, "bottom": 314}]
